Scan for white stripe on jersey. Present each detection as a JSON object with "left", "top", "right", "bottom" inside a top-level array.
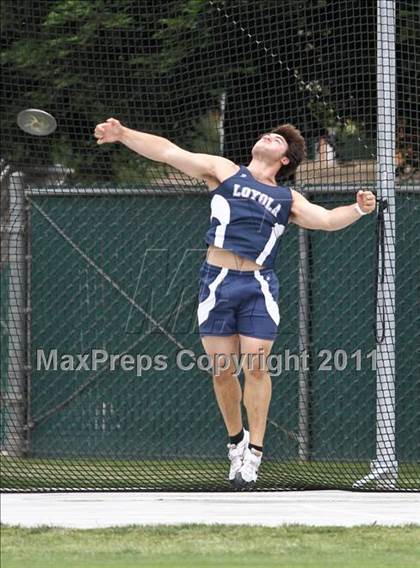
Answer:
[
  {"left": 210, "top": 194, "right": 231, "bottom": 248},
  {"left": 255, "top": 223, "right": 285, "bottom": 266},
  {"left": 254, "top": 271, "right": 280, "bottom": 326},
  {"left": 197, "top": 268, "right": 229, "bottom": 325}
]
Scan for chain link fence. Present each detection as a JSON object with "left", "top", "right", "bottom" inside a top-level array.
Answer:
[{"left": 1, "top": 0, "right": 419, "bottom": 490}]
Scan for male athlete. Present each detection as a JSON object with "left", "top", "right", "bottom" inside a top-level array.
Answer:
[{"left": 94, "top": 118, "right": 376, "bottom": 488}]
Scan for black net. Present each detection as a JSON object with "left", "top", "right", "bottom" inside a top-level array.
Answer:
[{"left": 1, "top": 0, "right": 419, "bottom": 491}]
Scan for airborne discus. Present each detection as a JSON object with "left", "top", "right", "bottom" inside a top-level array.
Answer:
[{"left": 17, "top": 109, "right": 57, "bottom": 136}]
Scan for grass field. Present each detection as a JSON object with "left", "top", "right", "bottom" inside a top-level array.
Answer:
[
  {"left": 2, "top": 456, "right": 419, "bottom": 491},
  {"left": 2, "top": 525, "right": 420, "bottom": 568}
]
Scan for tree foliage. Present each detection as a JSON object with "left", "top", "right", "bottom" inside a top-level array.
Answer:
[{"left": 1, "top": 0, "right": 418, "bottom": 182}]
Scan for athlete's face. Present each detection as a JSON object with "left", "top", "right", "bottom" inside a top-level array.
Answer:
[{"left": 252, "top": 133, "right": 290, "bottom": 167}]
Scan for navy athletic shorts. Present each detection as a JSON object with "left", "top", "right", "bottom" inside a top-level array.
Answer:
[{"left": 197, "top": 261, "right": 280, "bottom": 340}]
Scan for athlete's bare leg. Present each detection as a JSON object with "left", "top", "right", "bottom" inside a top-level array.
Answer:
[
  {"left": 200, "top": 335, "right": 243, "bottom": 436},
  {"left": 239, "top": 335, "right": 274, "bottom": 448}
]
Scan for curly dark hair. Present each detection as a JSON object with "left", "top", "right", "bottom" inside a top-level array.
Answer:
[{"left": 271, "top": 123, "right": 306, "bottom": 178}]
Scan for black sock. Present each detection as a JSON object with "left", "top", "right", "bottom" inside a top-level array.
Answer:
[
  {"left": 229, "top": 429, "right": 244, "bottom": 445},
  {"left": 249, "top": 443, "right": 263, "bottom": 453}
]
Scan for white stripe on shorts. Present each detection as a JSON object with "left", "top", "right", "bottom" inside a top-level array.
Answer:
[
  {"left": 253, "top": 271, "right": 280, "bottom": 326},
  {"left": 197, "top": 268, "right": 229, "bottom": 326}
]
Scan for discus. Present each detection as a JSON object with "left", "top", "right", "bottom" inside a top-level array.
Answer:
[{"left": 17, "top": 109, "right": 57, "bottom": 136}]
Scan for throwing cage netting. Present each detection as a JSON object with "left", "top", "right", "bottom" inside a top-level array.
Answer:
[{"left": 1, "top": 0, "right": 419, "bottom": 491}]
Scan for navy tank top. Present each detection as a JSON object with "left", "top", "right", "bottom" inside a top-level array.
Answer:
[{"left": 205, "top": 165, "right": 293, "bottom": 268}]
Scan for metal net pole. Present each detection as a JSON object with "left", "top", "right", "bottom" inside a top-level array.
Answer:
[{"left": 354, "top": 0, "right": 398, "bottom": 490}]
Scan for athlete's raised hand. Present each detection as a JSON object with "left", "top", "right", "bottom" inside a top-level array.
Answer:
[
  {"left": 356, "top": 190, "right": 376, "bottom": 214},
  {"left": 94, "top": 118, "right": 124, "bottom": 144}
]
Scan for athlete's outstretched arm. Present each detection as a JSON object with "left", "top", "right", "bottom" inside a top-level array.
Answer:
[
  {"left": 94, "top": 118, "right": 237, "bottom": 185},
  {"left": 289, "top": 189, "right": 376, "bottom": 231}
]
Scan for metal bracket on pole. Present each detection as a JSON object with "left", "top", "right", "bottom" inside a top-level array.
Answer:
[{"left": 353, "top": 0, "right": 398, "bottom": 489}]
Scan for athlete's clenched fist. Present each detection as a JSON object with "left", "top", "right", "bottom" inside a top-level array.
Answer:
[
  {"left": 356, "top": 190, "right": 376, "bottom": 214},
  {"left": 94, "top": 117, "right": 123, "bottom": 144}
]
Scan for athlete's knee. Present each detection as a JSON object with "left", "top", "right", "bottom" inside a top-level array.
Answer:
[
  {"left": 244, "top": 366, "right": 267, "bottom": 381},
  {"left": 243, "top": 351, "right": 269, "bottom": 381},
  {"left": 243, "top": 354, "right": 269, "bottom": 380},
  {"left": 207, "top": 352, "right": 235, "bottom": 378},
  {"left": 213, "top": 364, "right": 236, "bottom": 381}
]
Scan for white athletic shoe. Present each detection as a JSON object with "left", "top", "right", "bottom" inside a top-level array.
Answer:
[
  {"left": 234, "top": 447, "right": 262, "bottom": 489},
  {"left": 227, "top": 429, "right": 250, "bottom": 483}
]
